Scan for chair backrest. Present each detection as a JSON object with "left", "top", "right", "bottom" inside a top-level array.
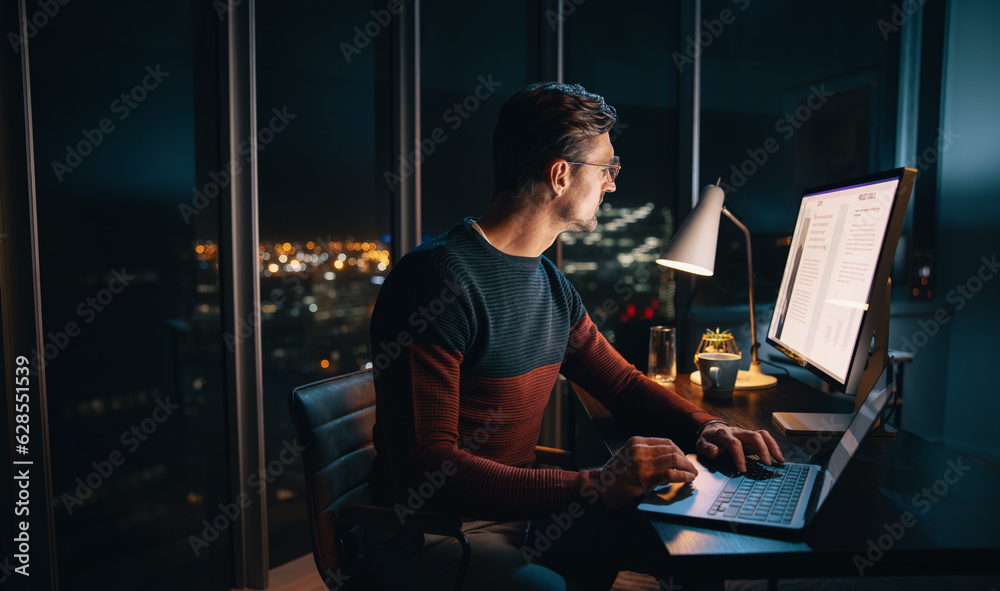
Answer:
[{"left": 289, "top": 369, "right": 378, "bottom": 585}]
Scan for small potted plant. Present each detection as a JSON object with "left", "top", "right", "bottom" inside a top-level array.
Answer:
[{"left": 694, "top": 327, "right": 741, "bottom": 363}]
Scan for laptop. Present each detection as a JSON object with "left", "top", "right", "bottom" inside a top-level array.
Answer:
[{"left": 636, "top": 363, "right": 893, "bottom": 531}]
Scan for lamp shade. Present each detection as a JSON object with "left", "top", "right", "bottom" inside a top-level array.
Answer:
[{"left": 656, "top": 184, "right": 726, "bottom": 276}]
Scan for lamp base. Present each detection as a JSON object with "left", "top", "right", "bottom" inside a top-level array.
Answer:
[{"left": 690, "top": 362, "right": 777, "bottom": 390}]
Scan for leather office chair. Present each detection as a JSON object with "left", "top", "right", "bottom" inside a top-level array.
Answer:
[
  {"left": 289, "top": 368, "right": 576, "bottom": 590},
  {"left": 289, "top": 369, "right": 471, "bottom": 590}
]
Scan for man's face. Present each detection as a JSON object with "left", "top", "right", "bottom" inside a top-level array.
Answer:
[{"left": 557, "top": 133, "right": 617, "bottom": 233}]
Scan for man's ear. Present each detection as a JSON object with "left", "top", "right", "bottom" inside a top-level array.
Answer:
[{"left": 545, "top": 159, "right": 571, "bottom": 198}]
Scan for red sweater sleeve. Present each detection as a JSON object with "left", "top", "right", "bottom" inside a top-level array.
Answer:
[
  {"left": 372, "top": 342, "right": 601, "bottom": 520},
  {"left": 376, "top": 343, "right": 598, "bottom": 519},
  {"left": 560, "top": 314, "right": 722, "bottom": 450}
]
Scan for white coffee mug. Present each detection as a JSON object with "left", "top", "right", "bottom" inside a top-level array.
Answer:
[{"left": 696, "top": 352, "right": 742, "bottom": 397}]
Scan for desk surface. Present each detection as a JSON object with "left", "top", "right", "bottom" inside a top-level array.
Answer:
[{"left": 572, "top": 375, "right": 1000, "bottom": 580}]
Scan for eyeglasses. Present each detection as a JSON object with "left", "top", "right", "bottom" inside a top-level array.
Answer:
[{"left": 566, "top": 156, "right": 621, "bottom": 182}]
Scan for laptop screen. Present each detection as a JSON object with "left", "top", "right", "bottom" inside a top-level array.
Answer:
[{"left": 815, "top": 363, "right": 893, "bottom": 509}]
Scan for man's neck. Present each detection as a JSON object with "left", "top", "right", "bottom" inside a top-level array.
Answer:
[{"left": 475, "top": 192, "right": 562, "bottom": 258}]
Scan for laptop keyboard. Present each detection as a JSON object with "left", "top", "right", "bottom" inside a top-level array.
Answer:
[{"left": 708, "top": 462, "right": 808, "bottom": 524}]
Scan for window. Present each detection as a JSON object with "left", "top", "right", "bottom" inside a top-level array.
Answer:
[
  {"left": 29, "top": 2, "right": 232, "bottom": 588},
  {"left": 563, "top": 0, "right": 684, "bottom": 367},
  {"left": 255, "top": 0, "right": 389, "bottom": 566},
  {"left": 419, "top": 0, "right": 533, "bottom": 238},
  {"left": 698, "top": 0, "right": 900, "bottom": 307}
]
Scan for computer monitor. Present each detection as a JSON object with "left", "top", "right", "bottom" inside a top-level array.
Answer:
[{"left": 767, "top": 168, "right": 916, "bottom": 433}]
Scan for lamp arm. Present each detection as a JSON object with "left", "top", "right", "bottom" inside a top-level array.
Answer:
[{"left": 721, "top": 207, "right": 760, "bottom": 366}]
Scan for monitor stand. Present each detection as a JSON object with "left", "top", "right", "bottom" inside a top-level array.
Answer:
[{"left": 771, "top": 281, "right": 896, "bottom": 437}]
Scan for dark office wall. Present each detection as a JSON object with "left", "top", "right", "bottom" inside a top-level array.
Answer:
[
  {"left": 696, "top": 0, "right": 901, "bottom": 310},
  {"left": 938, "top": 0, "right": 1000, "bottom": 464}
]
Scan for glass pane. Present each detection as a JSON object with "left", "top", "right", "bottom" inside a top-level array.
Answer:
[
  {"left": 699, "top": 0, "right": 899, "bottom": 307},
  {"left": 420, "top": 0, "right": 531, "bottom": 238},
  {"left": 256, "top": 0, "right": 387, "bottom": 567},
  {"left": 564, "top": 0, "right": 683, "bottom": 367},
  {"left": 28, "top": 2, "right": 231, "bottom": 589}
]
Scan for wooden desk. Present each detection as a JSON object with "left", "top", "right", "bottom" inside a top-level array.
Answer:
[{"left": 571, "top": 375, "right": 1000, "bottom": 581}]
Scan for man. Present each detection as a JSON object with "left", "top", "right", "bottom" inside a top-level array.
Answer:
[{"left": 366, "top": 82, "right": 783, "bottom": 590}]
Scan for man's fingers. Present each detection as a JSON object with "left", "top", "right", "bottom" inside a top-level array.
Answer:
[
  {"left": 643, "top": 453, "right": 698, "bottom": 488},
  {"left": 625, "top": 435, "right": 678, "bottom": 447},
  {"left": 622, "top": 450, "right": 698, "bottom": 488},
  {"left": 760, "top": 430, "right": 785, "bottom": 463},
  {"left": 696, "top": 437, "right": 722, "bottom": 459},
  {"left": 604, "top": 440, "right": 689, "bottom": 473},
  {"left": 736, "top": 430, "right": 773, "bottom": 466},
  {"left": 623, "top": 436, "right": 681, "bottom": 453},
  {"left": 661, "top": 468, "right": 697, "bottom": 484},
  {"left": 650, "top": 451, "right": 698, "bottom": 475},
  {"left": 601, "top": 438, "right": 706, "bottom": 506},
  {"left": 699, "top": 425, "right": 787, "bottom": 471},
  {"left": 714, "top": 430, "right": 747, "bottom": 472},
  {"left": 631, "top": 443, "right": 685, "bottom": 457},
  {"left": 619, "top": 441, "right": 684, "bottom": 464}
]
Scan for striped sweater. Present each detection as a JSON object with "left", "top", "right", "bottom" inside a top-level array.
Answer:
[{"left": 368, "top": 218, "right": 720, "bottom": 520}]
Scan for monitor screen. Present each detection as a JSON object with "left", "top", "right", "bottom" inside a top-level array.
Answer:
[{"left": 766, "top": 168, "right": 914, "bottom": 392}]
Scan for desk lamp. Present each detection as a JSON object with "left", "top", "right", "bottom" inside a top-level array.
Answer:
[{"left": 656, "top": 181, "right": 777, "bottom": 389}]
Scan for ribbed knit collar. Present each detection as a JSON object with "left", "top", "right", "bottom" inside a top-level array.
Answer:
[{"left": 459, "top": 217, "right": 542, "bottom": 272}]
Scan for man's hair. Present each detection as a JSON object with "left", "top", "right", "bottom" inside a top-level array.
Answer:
[{"left": 492, "top": 82, "right": 617, "bottom": 199}]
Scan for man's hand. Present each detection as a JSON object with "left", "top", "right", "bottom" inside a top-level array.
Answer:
[
  {"left": 596, "top": 436, "right": 698, "bottom": 510},
  {"left": 694, "top": 423, "right": 785, "bottom": 473}
]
